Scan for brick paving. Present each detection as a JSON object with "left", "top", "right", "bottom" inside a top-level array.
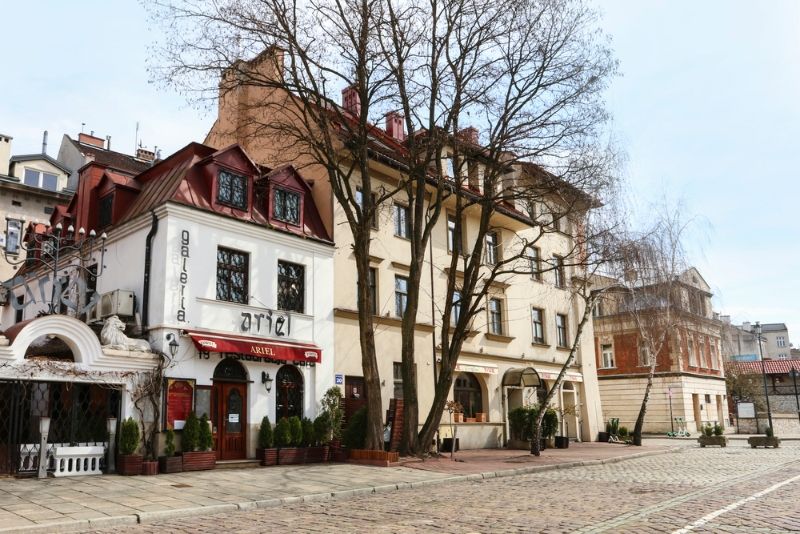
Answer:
[{"left": 87, "top": 442, "right": 800, "bottom": 534}]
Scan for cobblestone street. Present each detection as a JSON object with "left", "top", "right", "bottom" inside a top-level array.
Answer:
[{"left": 89, "top": 442, "right": 800, "bottom": 533}]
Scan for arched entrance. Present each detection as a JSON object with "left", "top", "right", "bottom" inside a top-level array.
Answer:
[
  {"left": 275, "top": 365, "right": 303, "bottom": 421},
  {"left": 212, "top": 358, "right": 248, "bottom": 460}
]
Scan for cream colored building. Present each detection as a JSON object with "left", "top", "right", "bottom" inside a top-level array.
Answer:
[
  {"left": 0, "top": 132, "right": 72, "bottom": 282},
  {"left": 206, "top": 49, "right": 604, "bottom": 448}
]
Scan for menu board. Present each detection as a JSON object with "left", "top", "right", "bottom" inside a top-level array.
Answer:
[{"left": 165, "top": 379, "right": 195, "bottom": 430}]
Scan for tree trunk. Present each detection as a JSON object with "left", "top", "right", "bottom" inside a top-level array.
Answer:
[
  {"left": 399, "top": 260, "right": 421, "bottom": 455},
  {"left": 632, "top": 360, "right": 657, "bottom": 446}
]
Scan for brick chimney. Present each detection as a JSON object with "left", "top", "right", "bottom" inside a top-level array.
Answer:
[
  {"left": 78, "top": 132, "right": 105, "bottom": 148},
  {"left": 342, "top": 85, "right": 361, "bottom": 116},
  {"left": 457, "top": 127, "right": 479, "bottom": 145},
  {"left": 136, "top": 147, "right": 156, "bottom": 162},
  {"left": 0, "top": 133, "right": 11, "bottom": 176},
  {"left": 385, "top": 111, "right": 405, "bottom": 141}
]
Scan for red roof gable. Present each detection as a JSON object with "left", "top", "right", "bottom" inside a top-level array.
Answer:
[{"left": 726, "top": 360, "right": 800, "bottom": 375}]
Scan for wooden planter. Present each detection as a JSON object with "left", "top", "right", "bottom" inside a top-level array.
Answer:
[
  {"left": 257, "top": 447, "right": 278, "bottom": 467},
  {"left": 348, "top": 449, "right": 399, "bottom": 467},
  {"left": 748, "top": 436, "right": 780, "bottom": 449},
  {"left": 182, "top": 451, "right": 217, "bottom": 471},
  {"left": 555, "top": 436, "right": 570, "bottom": 449},
  {"left": 698, "top": 435, "right": 727, "bottom": 448},
  {"left": 305, "top": 445, "right": 329, "bottom": 464},
  {"left": 278, "top": 447, "right": 306, "bottom": 465},
  {"left": 117, "top": 454, "right": 143, "bottom": 476},
  {"left": 452, "top": 413, "right": 463, "bottom": 423},
  {"left": 141, "top": 460, "right": 158, "bottom": 476},
  {"left": 159, "top": 456, "right": 183, "bottom": 473}
]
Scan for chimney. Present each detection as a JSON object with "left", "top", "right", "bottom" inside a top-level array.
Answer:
[
  {"left": 78, "top": 132, "right": 105, "bottom": 148},
  {"left": 106, "top": 135, "right": 111, "bottom": 151},
  {"left": 0, "top": 134, "right": 11, "bottom": 176},
  {"left": 457, "top": 126, "right": 479, "bottom": 145},
  {"left": 342, "top": 85, "right": 361, "bottom": 116},
  {"left": 136, "top": 147, "right": 156, "bottom": 162},
  {"left": 42, "top": 130, "right": 48, "bottom": 155},
  {"left": 385, "top": 111, "right": 405, "bottom": 141}
]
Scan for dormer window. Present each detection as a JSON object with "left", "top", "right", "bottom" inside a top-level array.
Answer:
[
  {"left": 217, "top": 170, "right": 248, "bottom": 210},
  {"left": 273, "top": 188, "right": 300, "bottom": 225},
  {"left": 99, "top": 194, "right": 113, "bottom": 228}
]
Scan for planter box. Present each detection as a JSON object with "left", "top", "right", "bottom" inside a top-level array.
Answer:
[
  {"left": 698, "top": 435, "right": 727, "bottom": 448},
  {"left": 305, "top": 445, "right": 329, "bottom": 464},
  {"left": 331, "top": 446, "right": 348, "bottom": 462},
  {"left": 555, "top": 436, "right": 570, "bottom": 449},
  {"left": 348, "top": 449, "right": 399, "bottom": 467},
  {"left": 464, "top": 417, "right": 476, "bottom": 423},
  {"left": 118, "top": 454, "right": 143, "bottom": 476},
  {"left": 452, "top": 413, "right": 463, "bottom": 423},
  {"left": 748, "top": 436, "right": 781, "bottom": 449},
  {"left": 278, "top": 447, "right": 306, "bottom": 465},
  {"left": 182, "top": 451, "right": 217, "bottom": 471},
  {"left": 159, "top": 456, "right": 183, "bottom": 474},
  {"left": 257, "top": 447, "right": 278, "bottom": 466},
  {"left": 141, "top": 460, "right": 158, "bottom": 476},
  {"left": 474, "top": 413, "right": 487, "bottom": 423},
  {"left": 598, "top": 432, "right": 609, "bottom": 443}
]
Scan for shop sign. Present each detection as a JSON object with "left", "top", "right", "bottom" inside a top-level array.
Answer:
[
  {"left": 165, "top": 378, "right": 195, "bottom": 430},
  {"left": 240, "top": 310, "right": 291, "bottom": 337},
  {"left": 177, "top": 230, "right": 189, "bottom": 322},
  {"left": 455, "top": 363, "right": 498, "bottom": 375}
]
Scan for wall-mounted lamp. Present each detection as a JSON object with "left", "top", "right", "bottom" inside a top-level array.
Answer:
[
  {"left": 166, "top": 333, "right": 179, "bottom": 357},
  {"left": 262, "top": 371, "right": 274, "bottom": 393}
]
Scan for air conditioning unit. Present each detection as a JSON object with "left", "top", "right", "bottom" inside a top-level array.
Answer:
[{"left": 90, "top": 290, "right": 136, "bottom": 322}]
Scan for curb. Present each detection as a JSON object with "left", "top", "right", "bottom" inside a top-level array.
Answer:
[{"left": 0, "top": 447, "right": 677, "bottom": 533}]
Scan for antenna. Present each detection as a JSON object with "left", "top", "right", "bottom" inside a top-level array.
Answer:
[
  {"left": 81, "top": 123, "right": 85, "bottom": 133},
  {"left": 134, "top": 121, "right": 140, "bottom": 153}
]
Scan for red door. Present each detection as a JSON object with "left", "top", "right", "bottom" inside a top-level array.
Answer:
[{"left": 214, "top": 382, "right": 247, "bottom": 460}]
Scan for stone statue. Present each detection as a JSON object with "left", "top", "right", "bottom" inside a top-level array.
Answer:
[{"left": 101, "top": 315, "right": 151, "bottom": 352}]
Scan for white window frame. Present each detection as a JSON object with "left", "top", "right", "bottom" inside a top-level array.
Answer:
[
  {"left": 23, "top": 167, "right": 59, "bottom": 191},
  {"left": 600, "top": 344, "right": 615, "bottom": 369}
]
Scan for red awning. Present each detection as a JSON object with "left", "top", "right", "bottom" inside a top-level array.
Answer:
[{"left": 185, "top": 330, "right": 321, "bottom": 364}]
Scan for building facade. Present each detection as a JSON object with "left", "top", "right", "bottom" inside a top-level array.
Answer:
[
  {"left": 593, "top": 268, "right": 727, "bottom": 433},
  {"left": 205, "top": 48, "right": 604, "bottom": 448}
]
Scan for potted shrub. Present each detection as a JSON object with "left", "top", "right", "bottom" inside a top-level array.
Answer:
[
  {"left": 159, "top": 429, "right": 183, "bottom": 473},
  {"left": 453, "top": 412, "right": 463, "bottom": 423},
  {"left": 118, "top": 417, "right": 142, "bottom": 476},
  {"left": 542, "top": 408, "right": 559, "bottom": 449},
  {"left": 182, "top": 412, "right": 216, "bottom": 471},
  {"left": 598, "top": 421, "right": 611, "bottom": 443},
  {"left": 748, "top": 426, "right": 780, "bottom": 448},
  {"left": 256, "top": 416, "right": 277, "bottom": 466},
  {"left": 307, "top": 414, "right": 329, "bottom": 463},
  {"left": 507, "top": 407, "right": 532, "bottom": 449},
  {"left": 698, "top": 423, "right": 727, "bottom": 447},
  {"left": 275, "top": 417, "right": 296, "bottom": 464}
]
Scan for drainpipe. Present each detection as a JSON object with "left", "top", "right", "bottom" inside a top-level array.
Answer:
[{"left": 142, "top": 210, "right": 159, "bottom": 332}]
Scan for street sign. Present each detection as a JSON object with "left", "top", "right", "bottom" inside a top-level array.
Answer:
[
  {"left": 737, "top": 402, "right": 755, "bottom": 419},
  {"left": 335, "top": 374, "right": 344, "bottom": 385}
]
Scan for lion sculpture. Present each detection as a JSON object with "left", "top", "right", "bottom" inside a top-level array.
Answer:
[{"left": 101, "top": 315, "right": 152, "bottom": 352}]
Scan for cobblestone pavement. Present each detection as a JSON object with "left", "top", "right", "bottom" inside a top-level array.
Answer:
[{"left": 89, "top": 442, "right": 800, "bottom": 534}]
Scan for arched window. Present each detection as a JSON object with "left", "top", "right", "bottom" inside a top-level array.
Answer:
[
  {"left": 213, "top": 358, "right": 248, "bottom": 381},
  {"left": 454, "top": 372, "right": 483, "bottom": 417},
  {"left": 276, "top": 365, "right": 303, "bottom": 420}
]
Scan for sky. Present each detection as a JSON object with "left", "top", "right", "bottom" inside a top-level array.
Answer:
[{"left": 2, "top": 1, "right": 798, "bottom": 344}]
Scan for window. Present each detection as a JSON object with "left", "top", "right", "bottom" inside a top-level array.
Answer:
[
  {"left": 447, "top": 215, "right": 461, "bottom": 254},
  {"left": 467, "top": 161, "right": 480, "bottom": 190},
  {"left": 368, "top": 267, "right": 378, "bottom": 315},
  {"left": 528, "top": 246, "right": 541, "bottom": 280},
  {"left": 699, "top": 338, "right": 706, "bottom": 367},
  {"left": 454, "top": 372, "right": 483, "bottom": 418},
  {"left": 394, "top": 203, "right": 410, "bottom": 238},
  {"left": 451, "top": 290, "right": 462, "bottom": 324},
  {"left": 273, "top": 188, "right": 300, "bottom": 224},
  {"left": 11, "top": 200, "right": 21, "bottom": 207},
  {"left": 777, "top": 336, "right": 786, "bottom": 348},
  {"left": 217, "top": 170, "right": 248, "bottom": 210},
  {"left": 393, "top": 362, "right": 404, "bottom": 399},
  {"left": 551, "top": 215, "right": 561, "bottom": 232},
  {"left": 600, "top": 343, "right": 615, "bottom": 368},
  {"left": 638, "top": 343, "right": 651, "bottom": 367},
  {"left": 23, "top": 168, "right": 59, "bottom": 191},
  {"left": 592, "top": 299, "right": 604, "bottom": 317},
  {"left": 556, "top": 314, "right": 568, "bottom": 347},
  {"left": 485, "top": 231, "right": 499, "bottom": 265},
  {"left": 43, "top": 206, "right": 53, "bottom": 215},
  {"left": 688, "top": 337, "right": 697, "bottom": 366},
  {"left": 553, "top": 255, "right": 565, "bottom": 288},
  {"left": 15, "top": 294, "right": 23, "bottom": 323},
  {"left": 395, "top": 275, "right": 408, "bottom": 317},
  {"left": 445, "top": 155, "right": 456, "bottom": 179},
  {"left": 98, "top": 194, "right": 113, "bottom": 228},
  {"left": 488, "top": 298, "right": 503, "bottom": 335},
  {"left": 277, "top": 261, "right": 305, "bottom": 312},
  {"left": 216, "top": 247, "right": 249, "bottom": 304},
  {"left": 355, "top": 188, "right": 378, "bottom": 229},
  {"left": 710, "top": 342, "right": 718, "bottom": 369},
  {"left": 531, "top": 307, "right": 545, "bottom": 344}
]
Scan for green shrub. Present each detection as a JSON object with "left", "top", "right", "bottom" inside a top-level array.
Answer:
[
  {"left": 321, "top": 387, "right": 344, "bottom": 441},
  {"left": 275, "top": 418, "right": 292, "bottom": 448},
  {"left": 605, "top": 421, "right": 612, "bottom": 434},
  {"left": 288, "top": 416, "right": 303, "bottom": 446},
  {"left": 343, "top": 406, "right": 368, "bottom": 449},
  {"left": 702, "top": 424, "right": 713, "bottom": 437},
  {"left": 314, "top": 413, "right": 331, "bottom": 445},
  {"left": 182, "top": 411, "right": 200, "bottom": 452},
  {"left": 542, "top": 408, "right": 559, "bottom": 439},
  {"left": 713, "top": 423, "right": 723, "bottom": 436},
  {"left": 765, "top": 426, "right": 774, "bottom": 438},
  {"left": 609, "top": 418, "right": 619, "bottom": 436},
  {"left": 508, "top": 407, "right": 528, "bottom": 441},
  {"left": 119, "top": 417, "right": 140, "bottom": 456},
  {"left": 618, "top": 426, "right": 629, "bottom": 438},
  {"left": 199, "top": 413, "right": 213, "bottom": 451},
  {"left": 301, "top": 417, "right": 315, "bottom": 447},
  {"left": 258, "top": 416, "right": 274, "bottom": 449},
  {"left": 164, "top": 429, "right": 176, "bottom": 457}
]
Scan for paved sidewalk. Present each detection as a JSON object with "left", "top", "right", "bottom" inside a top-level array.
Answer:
[{"left": 0, "top": 443, "right": 672, "bottom": 533}]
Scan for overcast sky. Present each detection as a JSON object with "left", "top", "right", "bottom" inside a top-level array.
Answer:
[{"left": 2, "top": 1, "right": 798, "bottom": 345}]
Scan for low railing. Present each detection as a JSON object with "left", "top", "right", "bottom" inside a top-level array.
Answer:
[
  {"left": 52, "top": 446, "right": 105, "bottom": 477},
  {"left": 18, "top": 442, "right": 108, "bottom": 475}
]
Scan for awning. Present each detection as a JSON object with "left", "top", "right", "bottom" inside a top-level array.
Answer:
[
  {"left": 185, "top": 330, "right": 321, "bottom": 364},
  {"left": 502, "top": 367, "right": 541, "bottom": 387}
]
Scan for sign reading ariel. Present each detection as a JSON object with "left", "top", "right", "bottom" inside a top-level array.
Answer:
[{"left": 186, "top": 329, "right": 321, "bottom": 364}]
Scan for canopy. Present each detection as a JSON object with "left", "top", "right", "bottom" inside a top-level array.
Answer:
[
  {"left": 185, "top": 330, "right": 321, "bottom": 364},
  {"left": 502, "top": 367, "right": 542, "bottom": 387}
]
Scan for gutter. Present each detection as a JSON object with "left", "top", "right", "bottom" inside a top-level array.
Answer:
[{"left": 142, "top": 210, "right": 159, "bottom": 332}]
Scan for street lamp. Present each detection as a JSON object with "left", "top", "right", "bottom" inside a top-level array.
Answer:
[
  {"left": 790, "top": 368, "right": 800, "bottom": 424},
  {"left": 754, "top": 322, "right": 774, "bottom": 432}
]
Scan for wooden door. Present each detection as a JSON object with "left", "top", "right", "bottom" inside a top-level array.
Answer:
[
  {"left": 215, "top": 382, "right": 247, "bottom": 460},
  {"left": 343, "top": 376, "right": 367, "bottom": 427}
]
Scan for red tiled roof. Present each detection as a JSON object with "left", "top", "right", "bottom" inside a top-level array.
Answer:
[
  {"left": 69, "top": 136, "right": 151, "bottom": 175},
  {"left": 726, "top": 360, "right": 800, "bottom": 375}
]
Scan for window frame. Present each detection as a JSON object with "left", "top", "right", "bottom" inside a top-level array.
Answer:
[
  {"left": 216, "top": 247, "right": 249, "bottom": 304},
  {"left": 454, "top": 372, "right": 483, "bottom": 418},
  {"left": 451, "top": 289, "right": 462, "bottom": 325},
  {"left": 216, "top": 169, "right": 249, "bottom": 211},
  {"left": 485, "top": 231, "right": 499, "bottom": 265},
  {"left": 394, "top": 203, "right": 411, "bottom": 239},
  {"left": 600, "top": 343, "right": 615, "bottom": 369},
  {"left": 531, "top": 307, "right": 545, "bottom": 344},
  {"left": 529, "top": 246, "right": 542, "bottom": 281},
  {"left": 638, "top": 342, "right": 651, "bottom": 367},
  {"left": 355, "top": 187, "right": 379, "bottom": 229},
  {"left": 23, "top": 167, "right": 59, "bottom": 191},
  {"left": 555, "top": 313, "right": 568, "bottom": 348},
  {"left": 273, "top": 186, "right": 302, "bottom": 226},
  {"left": 553, "top": 255, "right": 565, "bottom": 288},
  {"left": 447, "top": 214, "right": 462, "bottom": 255},
  {"left": 98, "top": 193, "right": 114, "bottom": 229},
  {"left": 393, "top": 362, "right": 404, "bottom": 399},
  {"left": 277, "top": 260, "right": 305, "bottom": 313},
  {"left": 395, "top": 275, "right": 409, "bottom": 317},
  {"left": 488, "top": 298, "right": 504, "bottom": 335}
]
